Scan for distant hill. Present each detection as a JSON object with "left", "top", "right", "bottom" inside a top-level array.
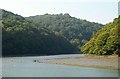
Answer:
[
  {"left": 26, "top": 13, "right": 103, "bottom": 49},
  {"left": 81, "top": 16, "right": 120, "bottom": 56},
  {"left": 1, "top": 9, "right": 79, "bottom": 56}
]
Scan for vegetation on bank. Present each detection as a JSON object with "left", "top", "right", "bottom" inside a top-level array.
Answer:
[{"left": 81, "top": 16, "right": 120, "bottom": 56}]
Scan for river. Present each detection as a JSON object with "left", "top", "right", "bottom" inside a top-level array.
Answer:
[{"left": 1, "top": 54, "right": 118, "bottom": 77}]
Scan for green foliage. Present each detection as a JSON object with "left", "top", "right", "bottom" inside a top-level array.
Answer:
[
  {"left": 70, "top": 38, "right": 80, "bottom": 47},
  {"left": 81, "top": 16, "right": 120, "bottom": 55},
  {"left": 26, "top": 14, "right": 103, "bottom": 49},
  {"left": 2, "top": 9, "right": 79, "bottom": 56}
]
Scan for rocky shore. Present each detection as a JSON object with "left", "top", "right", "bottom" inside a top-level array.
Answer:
[{"left": 35, "top": 55, "right": 119, "bottom": 70}]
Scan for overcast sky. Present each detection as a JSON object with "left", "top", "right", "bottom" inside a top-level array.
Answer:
[{"left": 0, "top": 0, "right": 119, "bottom": 24}]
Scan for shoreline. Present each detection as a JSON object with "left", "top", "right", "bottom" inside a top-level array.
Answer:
[{"left": 35, "top": 55, "right": 119, "bottom": 70}]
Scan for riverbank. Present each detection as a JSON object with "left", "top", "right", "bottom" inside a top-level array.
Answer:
[{"left": 35, "top": 55, "right": 119, "bottom": 70}]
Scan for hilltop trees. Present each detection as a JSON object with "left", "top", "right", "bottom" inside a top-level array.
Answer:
[
  {"left": 2, "top": 9, "right": 79, "bottom": 56},
  {"left": 26, "top": 13, "right": 103, "bottom": 48}
]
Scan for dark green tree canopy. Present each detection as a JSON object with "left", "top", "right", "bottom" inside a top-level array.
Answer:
[
  {"left": 2, "top": 9, "right": 79, "bottom": 56},
  {"left": 26, "top": 13, "right": 103, "bottom": 48}
]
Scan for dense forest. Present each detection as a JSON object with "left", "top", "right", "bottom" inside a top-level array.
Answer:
[
  {"left": 1, "top": 9, "right": 103, "bottom": 56},
  {"left": 26, "top": 14, "right": 103, "bottom": 48},
  {"left": 2, "top": 9, "right": 118, "bottom": 56},
  {"left": 81, "top": 16, "right": 120, "bottom": 56},
  {"left": 1, "top": 9, "right": 79, "bottom": 56}
]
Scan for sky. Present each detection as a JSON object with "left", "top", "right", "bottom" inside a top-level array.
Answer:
[{"left": 0, "top": 0, "right": 119, "bottom": 24}]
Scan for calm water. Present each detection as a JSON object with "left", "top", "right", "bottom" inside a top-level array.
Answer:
[{"left": 2, "top": 54, "right": 118, "bottom": 77}]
